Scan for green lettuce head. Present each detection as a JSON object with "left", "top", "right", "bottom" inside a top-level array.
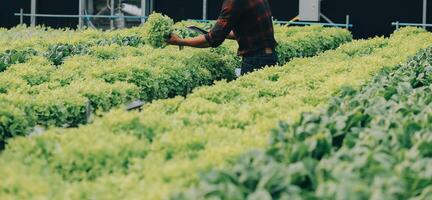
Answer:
[{"left": 144, "top": 12, "right": 174, "bottom": 48}]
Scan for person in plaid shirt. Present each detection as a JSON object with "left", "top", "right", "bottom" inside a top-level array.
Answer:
[{"left": 167, "top": 0, "right": 278, "bottom": 75}]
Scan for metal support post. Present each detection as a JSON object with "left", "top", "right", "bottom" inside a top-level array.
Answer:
[
  {"left": 202, "top": 0, "right": 208, "bottom": 20},
  {"left": 423, "top": 0, "right": 427, "bottom": 29},
  {"left": 320, "top": 13, "right": 335, "bottom": 24},
  {"left": 20, "top": 9, "right": 24, "bottom": 25},
  {"left": 78, "top": 0, "right": 84, "bottom": 29},
  {"left": 110, "top": 0, "right": 115, "bottom": 29},
  {"left": 150, "top": 0, "right": 154, "bottom": 13},
  {"left": 345, "top": 15, "right": 350, "bottom": 29},
  {"left": 31, "top": 0, "right": 37, "bottom": 27},
  {"left": 87, "top": 0, "right": 94, "bottom": 14},
  {"left": 141, "top": 0, "right": 146, "bottom": 24},
  {"left": 396, "top": 21, "right": 400, "bottom": 29}
]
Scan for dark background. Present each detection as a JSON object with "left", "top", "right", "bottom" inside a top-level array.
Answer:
[{"left": 1, "top": 0, "right": 431, "bottom": 38}]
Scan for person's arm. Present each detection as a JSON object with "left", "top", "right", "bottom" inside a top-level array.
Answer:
[
  {"left": 167, "top": 33, "right": 210, "bottom": 48},
  {"left": 167, "top": 29, "right": 236, "bottom": 48},
  {"left": 167, "top": 0, "right": 235, "bottom": 48}
]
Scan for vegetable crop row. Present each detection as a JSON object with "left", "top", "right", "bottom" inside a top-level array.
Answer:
[
  {"left": 0, "top": 28, "right": 426, "bottom": 200},
  {"left": 0, "top": 25, "right": 351, "bottom": 148},
  {"left": 0, "top": 25, "right": 147, "bottom": 53},
  {"left": 0, "top": 30, "right": 146, "bottom": 71},
  {"left": 0, "top": 20, "right": 351, "bottom": 71},
  {"left": 173, "top": 42, "right": 432, "bottom": 200},
  {"left": 0, "top": 45, "right": 238, "bottom": 147}
]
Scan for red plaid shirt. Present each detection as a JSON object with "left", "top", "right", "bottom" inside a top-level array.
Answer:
[{"left": 204, "top": 0, "right": 277, "bottom": 56}]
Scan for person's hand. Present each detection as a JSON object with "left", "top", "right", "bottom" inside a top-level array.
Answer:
[{"left": 167, "top": 33, "right": 183, "bottom": 46}]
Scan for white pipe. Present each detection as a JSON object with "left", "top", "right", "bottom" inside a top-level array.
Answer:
[{"left": 122, "top": 3, "right": 142, "bottom": 16}]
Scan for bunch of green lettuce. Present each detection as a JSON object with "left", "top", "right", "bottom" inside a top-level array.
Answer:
[{"left": 144, "top": 13, "right": 174, "bottom": 48}]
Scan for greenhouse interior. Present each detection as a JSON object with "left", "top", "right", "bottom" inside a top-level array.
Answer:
[{"left": 1, "top": 0, "right": 432, "bottom": 199}]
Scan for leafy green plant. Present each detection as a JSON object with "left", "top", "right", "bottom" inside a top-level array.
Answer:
[
  {"left": 144, "top": 13, "right": 174, "bottom": 48},
  {"left": 0, "top": 49, "right": 37, "bottom": 72},
  {"left": 0, "top": 28, "right": 426, "bottom": 200},
  {"left": 173, "top": 21, "right": 214, "bottom": 39},
  {"left": 0, "top": 100, "right": 34, "bottom": 150},
  {"left": 0, "top": 24, "right": 350, "bottom": 146},
  {"left": 276, "top": 26, "right": 352, "bottom": 65},
  {"left": 173, "top": 42, "right": 432, "bottom": 200},
  {"left": 44, "top": 43, "right": 90, "bottom": 65},
  {"left": 94, "top": 35, "right": 145, "bottom": 47},
  {"left": 0, "top": 26, "right": 147, "bottom": 68}
]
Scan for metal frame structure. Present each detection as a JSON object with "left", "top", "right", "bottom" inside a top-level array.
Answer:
[
  {"left": 192, "top": 19, "right": 353, "bottom": 29},
  {"left": 392, "top": 0, "right": 430, "bottom": 29},
  {"left": 277, "top": 18, "right": 352, "bottom": 29},
  {"left": 16, "top": 13, "right": 147, "bottom": 20},
  {"left": 17, "top": 0, "right": 353, "bottom": 30},
  {"left": 194, "top": 0, "right": 354, "bottom": 29},
  {"left": 20, "top": 0, "right": 154, "bottom": 29}
]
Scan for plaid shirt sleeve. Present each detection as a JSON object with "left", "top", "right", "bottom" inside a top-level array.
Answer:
[{"left": 204, "top": 0, "right": 235, "bottom": 47}]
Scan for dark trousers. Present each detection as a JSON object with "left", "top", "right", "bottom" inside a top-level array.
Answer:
[{"left": 241, "top": 50, "right": 278, "bottom": 75}]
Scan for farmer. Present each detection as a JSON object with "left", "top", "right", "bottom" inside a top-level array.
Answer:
[{"left": 167, "top": 0, "right": 278, "bottom": 75}]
